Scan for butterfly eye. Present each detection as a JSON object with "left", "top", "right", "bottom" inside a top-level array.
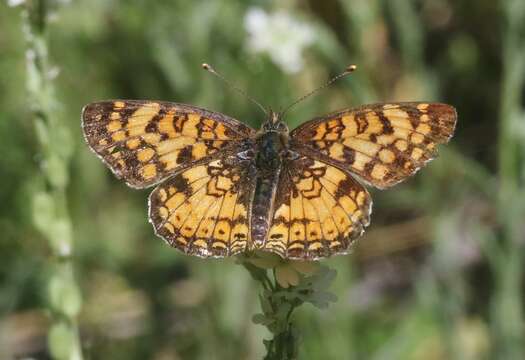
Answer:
[
  {"left": 262, "top": 122, "right": 272, "bottom": 131},
  {"left": 276, "top": 122, "right": 288, "bottom": 132},
  {"left": 284, "top": 150, "right": 300, "bottom": 160}
]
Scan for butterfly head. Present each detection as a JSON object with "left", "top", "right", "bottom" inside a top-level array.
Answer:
[{"left": 260, "top": 110, "right": 288, "bottom": 134}]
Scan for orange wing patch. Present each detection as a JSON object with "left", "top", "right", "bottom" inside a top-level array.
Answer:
[
  {"left": 148, "top": 158, "right": 254, "bottom": 258},
  {"left": 82, "top": 100, "right": 255, "bottom": 188},
  {"left": 291, "top": 102, "right": 457, "bottom": 188},
  {"left": 263, "top": 156, "right": 371, "bottom": 260}
]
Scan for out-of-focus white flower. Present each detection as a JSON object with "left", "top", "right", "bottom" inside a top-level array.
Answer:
[
  {"left": 244, "top": 7, "right": 315, "bottom": 74},
  {"left": 7, "top": 0, "right": 25, "bottom": 7}
]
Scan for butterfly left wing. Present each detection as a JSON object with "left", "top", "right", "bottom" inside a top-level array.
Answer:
[
  {"left": 290, "top": 102, "right": 456, "bottom": 189},
  {"left": 82, "top": 100, "right": 255, "bottom": 188},
  {"left": 262, "top": 155, "right": 371, "bottom": 260}
]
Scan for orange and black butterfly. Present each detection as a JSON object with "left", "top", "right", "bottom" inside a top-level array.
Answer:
[{"left": 82, "top": 64, "right": 456, "bottom": 260}]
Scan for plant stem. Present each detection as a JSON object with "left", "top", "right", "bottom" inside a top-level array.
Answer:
[
  {"left": 240, "top": 256, "right": 337, "bottom": 359},
  {"left": 264, "top": 321, "right": 297, "bottom": 360},
  {"left": 492, "top": 0, "right": 525, "bottom": 358},
  {"left": 262, "top": 294, "right": 298, "bottom": 360},
  {"left": 240, "top": 262, "right": 299, "bottom": 359},
  {"left": 21, "top": 1, "right": 83, "bottom": 359}
]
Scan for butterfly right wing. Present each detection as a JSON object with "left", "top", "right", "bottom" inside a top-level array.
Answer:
[{"left": 148, "top": 154, "right": 256, "bottom": 258}]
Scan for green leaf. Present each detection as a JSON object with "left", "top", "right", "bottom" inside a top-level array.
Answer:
[
  {"left": 48, "top": 266, "right": 82, "bottom": 318},
  {"left": 32, "top": 190, "right": 55, "bottom": 237},
  {"left": 46, "top": 153, "right": 69, "bottom": 189},
  {"left": 53, "top": 125, "right": 74, "bottom": 160},
  {"left": 309, "top": 266, "right": 337, "bottom": 291},
  {"left": 307, "top": 291, "right": 338, "bottom": 309},
  {"left": 263, "top": 339, "right": 272, "bottom": 351},
  {"left": 49, "top": 218, "right": 73, "bottom": 256},
  {"left": 252, "top": 313, "right": 275, "bottom": 326},
  {"left": 275, "top": 265, "right": 300, "bottom": 288},
  {"left": 48, "top": 321, "right": 75, "bottom": 360},
  {"left": 252, "top": 313, "right": 266, "bottom": 324}
]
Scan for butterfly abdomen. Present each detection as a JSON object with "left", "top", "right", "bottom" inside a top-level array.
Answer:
[{"left": 250, "top": 131, "right": 286, "bottom": 247}]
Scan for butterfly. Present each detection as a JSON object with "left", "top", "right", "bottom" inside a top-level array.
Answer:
[{"left": 82, "top": 65, "right": 456, "bottom": 260}]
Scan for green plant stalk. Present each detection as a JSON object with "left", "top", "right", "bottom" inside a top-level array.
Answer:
[
  {"left": 492, "top": 0, "right": 525, "bottom": 358},
  {"left": 248, "top": 266, "right": 299, "bottom": 360},
  {"left": 264, "top": 269, "right": 298, "bottom": 360},
  {"left": 264, "top": 322, "right": 297, "bottom": 360},
  {"left": 240, "top": 256, "right": 337, "bottom": 360},
  {"left": 21, "top": 1, "right": 83, "bottom": 359}
]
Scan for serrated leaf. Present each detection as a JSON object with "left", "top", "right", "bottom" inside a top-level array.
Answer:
[
  {"left": 307, "top": 291, "right": 338, "bottom": 309},
  {"left": 309, "top": 267, "right": 337, "bottom": 291},
  {"left": 290, "top": 260, "right": 319, "bottom": 275},
  {"left": 275, "top": 265, "right": 299, "bottom": 288},
  {"left": 263, "top": 339, "right": 272, "bottom": 351}
]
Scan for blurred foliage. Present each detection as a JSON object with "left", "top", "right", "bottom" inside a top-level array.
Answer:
[{"left": 0, "top": 0, "right": 524, "bottom": 359}]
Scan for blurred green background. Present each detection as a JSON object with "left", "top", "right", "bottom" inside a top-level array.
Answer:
[{"left": 1, "top": 0, "right": 524, "bottom": 359}]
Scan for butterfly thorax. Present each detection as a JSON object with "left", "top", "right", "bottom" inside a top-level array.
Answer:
[{"left": 250, "top": 113, "right": 289, "bottom": 247}]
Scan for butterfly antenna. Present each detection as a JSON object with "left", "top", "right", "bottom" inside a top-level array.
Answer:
[
  {"left": 202, "top": 63, "right": 268, "bottom": 116},
  {"left": 280, "top": 64, "right": 358, "bottom": 117}
]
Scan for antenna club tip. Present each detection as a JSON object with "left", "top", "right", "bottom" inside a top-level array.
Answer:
[
  {"left": 346, "top": 64, "right": 357, "bottom": 72},
  {"left": 202, "top": 63, "right": 211, "bottom": 70}
]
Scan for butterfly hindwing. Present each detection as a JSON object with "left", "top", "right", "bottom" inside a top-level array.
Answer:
[
  {"left": 82, "top": 100, "right": 255, "bottom": 188},
  {"left": 149, "top": 155, "right": 256, "bottom": 258},
  {"left": 290, "top": 102, "right": 457, "bottom": 189},
  {"left": 263, "top": 155, "right": 371, "bottom": 260}
]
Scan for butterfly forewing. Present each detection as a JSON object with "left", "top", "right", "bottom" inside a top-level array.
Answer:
[
  {"left": 290, "top": 102, "right": 457, "bottom": 189},
  {"left": 263, "top": 155, "right": 371, "bottom": 260},
  {"left": 82, "top": 100, "right": 255, "bottom": 188}
]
